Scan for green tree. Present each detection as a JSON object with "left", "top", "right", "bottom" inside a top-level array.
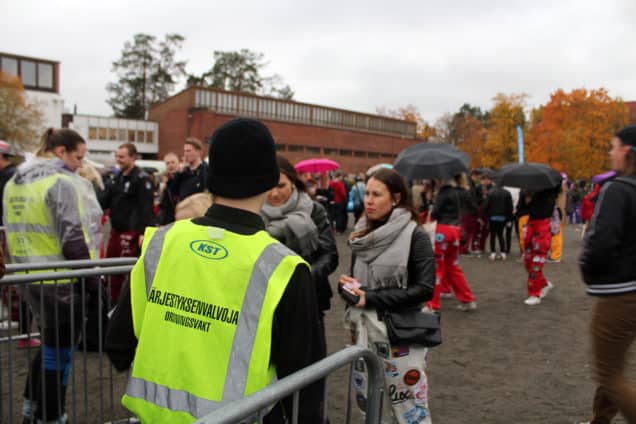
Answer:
[
  {"left": 188, "top": 49, "right": 294, "bottom": 99},
  {"left": 0, "top": 71, "right": 42, "bottom": 151},
  {"left": 107, "top": 33, "right": 186, "bottom": 119}
]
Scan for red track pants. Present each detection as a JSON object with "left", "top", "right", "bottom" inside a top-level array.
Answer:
[
  {"left": 523, "top": 218, "right": 551, "bottom": 298},
  {"left": 105, "top": 230, "right": 141, "bottom": 303},
  {"left": 428, "top": 224, "right": 475, "bottom": 310}
]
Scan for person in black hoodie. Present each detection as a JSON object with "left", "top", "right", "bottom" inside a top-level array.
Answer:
[
  {"left": 521, "top": 183, "right": 560, "bottom": 306},
  {"left": 579, "top": 125, "right": 636, "bottom": 424},
  {"left": 428, "top": 174, "right": 477, "bottom": 311},
  {"left": 106, "top": 118, "right": 325, "bottom": 423},
  {"left": 484, "top": 183, "right": 514, "bottom": 260}
]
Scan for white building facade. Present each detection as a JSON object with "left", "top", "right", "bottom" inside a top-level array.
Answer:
[{"left": 66, "top": 114, "right": 159, "bottom": 164}]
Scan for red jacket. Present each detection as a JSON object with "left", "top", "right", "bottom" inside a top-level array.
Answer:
[
  {"left": 581, "top": 184, "right": 601, "bottom": 222},
  {"left": 329, "top": 180, "right": 347, "bottom": 204}
]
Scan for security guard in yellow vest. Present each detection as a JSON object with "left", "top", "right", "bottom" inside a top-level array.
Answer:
[
  {"left": 3, "top": 128, "right": 103, "bottom": 423},
  {"left": 106, "top": 118, "right": 326, "bottom": 423}
]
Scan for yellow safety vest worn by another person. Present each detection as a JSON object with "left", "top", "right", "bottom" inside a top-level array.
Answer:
[{"left": 122, "top": 219, "right": 306, "bottom": 423}]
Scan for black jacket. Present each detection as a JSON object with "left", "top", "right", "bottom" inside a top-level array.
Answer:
[
  {"left": 0, "top": 164, "right": 15, "bottom": 225},
  {"left": 527, "top": 186, "right": 559, "bottom": 220},
  {"left": 98, "top": 166, "right": 155, "bottom": 232},
  {"left": 358, "top": 227, "right": 436, "bottom": 310},
  {"left": 105, "top": 204, "right": 324, "bottom": 423},
  {"left": 158, "top": 163, "right": 208, "bottom": 225},
  {"left": 484, "top": 186, "right": 514, "bottom": 220},
  {"left": 431, "top": 186, "right": 473, "bottom": 225},
  {"left": 308, "top": 202, "right": 338, "bottom": 312},
  {"left": 580, "top": 176, "right": 636, "bottom": 295}
]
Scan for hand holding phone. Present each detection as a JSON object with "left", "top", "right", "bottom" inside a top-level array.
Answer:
[{"left": 339, "top": 278, "right": 361, "bottom": 305}]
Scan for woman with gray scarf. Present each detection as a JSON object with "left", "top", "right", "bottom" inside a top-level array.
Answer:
[
  {"left": 339, "top": 168, "right": 436, "bottom": 423},
  {"left": 261, "top": 155, "right": 339, "bottom": 316}
]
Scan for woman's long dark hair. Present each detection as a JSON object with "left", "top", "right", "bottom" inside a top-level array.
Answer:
[
  {"left": 277, "top": 154, "right": 306, "bottom": 192},
  {"left": 357, "top": 168, "right": 418, "bottom": 236}
]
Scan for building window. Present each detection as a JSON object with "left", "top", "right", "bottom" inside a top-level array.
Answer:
[
  {"left": 21, "top": 60, "right": 36, "bottom": 86},
  {"left": 1, "top": 57, "right": 18, "bottom": 76},
  {"left": 118, "top": 129, "right": 127, "bottom": 141},
  {"left": 354, "top": 151, "right": 366, "bottom": 158},
  {"left": 137, "top": 131, "right": 145, "bottom": 143},
  {"left": 37, "top": 63, "right": 53, "bottom": 89},
  {"left": 128, "top": 130, "right": 135, "bottom": 142},
  {"left": 306, "top": 146, "right": 321, "bottom": 155},
  {"left": 381, "top": 153, "right": 394, "bottom": 159},
  {"left": 288, "top": 145, "right": 304, "bottom": 153},
  {"left": 98, "top": 127, "right": 107, "bottom": 140},
  {"left": 146, "top": 131, "right": 154, "bottom": 143},
  {"left": 368, "top": 152, "right": 380, "bottom": 159},
  {"left": 109, "top": 128, "right": 118, "bottom": 141},
  {"left": 275, "top": 144, "right": 286, "bottom": 151},
  {"left": 324, "top": 148, "right": 338, "bottom": 156},
  {"left": 88, "top": 127, "right": 97, "bottom": 140},
  {"left": 339, "top": 149, "right": 352, "bottom": 156}
]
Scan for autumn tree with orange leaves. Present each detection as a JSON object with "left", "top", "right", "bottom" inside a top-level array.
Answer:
[
  {"left": 481, "top": 93, "right": 527, "bottom": 168},
  {"left": 526, "top": 88, "right": 629, "bottom": 179},
  {"left": 0, "top": 71, "right": 42, "bottom": 151}
]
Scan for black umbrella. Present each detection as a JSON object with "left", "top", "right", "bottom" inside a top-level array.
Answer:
[
  {"left": 497, "top": 162, "right": 562, "bottom": 191},
  {"left": 475, "top": 167, "right": 498, "bottom": 179},
  {"left": 394, "top": 143, "right": 470, "bottom": 180}
]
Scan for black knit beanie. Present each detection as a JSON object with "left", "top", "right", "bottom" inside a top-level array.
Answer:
[{"left": 208, "top": 118, "right": 280, "bottom": 198}]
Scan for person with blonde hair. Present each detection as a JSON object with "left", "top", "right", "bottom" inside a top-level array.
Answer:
[{"left": 174, "top": 192, "right": 213, "bottom": 221}]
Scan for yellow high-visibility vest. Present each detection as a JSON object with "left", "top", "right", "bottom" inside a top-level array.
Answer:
[{"left": 123, "top": 220, "right": 306, "bottom": 423}]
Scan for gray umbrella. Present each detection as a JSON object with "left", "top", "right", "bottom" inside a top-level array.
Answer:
[{"left": 394, "top": 142, "right": 471, "bottom": 180}]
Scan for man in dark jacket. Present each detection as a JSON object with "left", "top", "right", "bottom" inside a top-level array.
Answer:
[
  {"left": 579, "top": 125, "right": 636, "bottom": 424},
  {"left": 158, "top": 138, "right": 208, "bottom": 225},
  {"left": 484, "top": 184, "right": 514, "bottom": 260},
  {"left": 106, "top": 118, "right": 324, "bottom": 423},
  {"left": 99, "top": 143, "right": 155, "bottom": 302}
]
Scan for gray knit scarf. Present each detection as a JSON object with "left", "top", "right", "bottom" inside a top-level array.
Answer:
[
  {"left": 349, "top": 208, "right": 416, "bottom": 290},
  {"left": 261, "top": 190, "right": 319, "bottom": 259}
]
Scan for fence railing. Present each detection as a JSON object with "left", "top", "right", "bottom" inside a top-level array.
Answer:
[
  {"left": 2, "top": 260, "right": 385, "bottom": 424},
  {"left": 197, "top": 345, "right": 385, "bottom": 424},
  {"left": 6, "top": 257, "right": 137, "bottom": 273},
  {"left": 0, "top": 262, "right": 134, "bottom": 424}
]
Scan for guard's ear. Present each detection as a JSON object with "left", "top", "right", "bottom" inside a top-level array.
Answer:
[{"left": 393, "top": 193, "right": 402, "bottom": 206}]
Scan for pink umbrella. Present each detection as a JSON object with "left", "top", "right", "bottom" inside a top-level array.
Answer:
[{"left": 294, "top": 158, "right": 340, "bottom": 173}]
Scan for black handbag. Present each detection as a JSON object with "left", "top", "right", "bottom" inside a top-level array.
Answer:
[{"left": 383, "top": 310, "right": 442, "bottom": 347}]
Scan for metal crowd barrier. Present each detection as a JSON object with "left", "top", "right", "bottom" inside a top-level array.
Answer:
[
  {"left": 0, "top": 260, "right": 135, "bottom": 424},
  {"left": 197, "top": 345, "right": 385, "bottom": 424}
]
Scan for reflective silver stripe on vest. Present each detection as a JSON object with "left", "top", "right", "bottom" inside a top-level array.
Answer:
[
  {"left": 127, "top": 240, "right": 292, "bottom": 417},
  {"left": 143, "top": 224, "right": 174, "bottom": 296},
  {"left": 11, "top": 254, "right": 66, "bottom": 263},
  {"left": 5, "top": 223, "right": 57, "bottom": 235}
]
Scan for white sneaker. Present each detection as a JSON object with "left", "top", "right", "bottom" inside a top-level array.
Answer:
[
  {"left": 489, "top": 253, "right": 496, "bottom": 261},
  {"left": 540, "top": 281, "right": 554, "bottom": 299},
  {"left": 524, "top": 296, "right": 541, "bottom": 306},
  {"left": 501, "top": 253, "right": 507, "bottom": 261},
  {"left": 457, "top": 301, "right": 477, "bottom": 311}
]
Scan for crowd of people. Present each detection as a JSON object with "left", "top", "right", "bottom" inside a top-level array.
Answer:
[{"left": 0, "top": 120, "right": 635, "bottom": 423}]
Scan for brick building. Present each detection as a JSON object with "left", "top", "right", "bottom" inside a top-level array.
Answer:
[
  {"left": 149, "top": 86, "right": 418, "bottom": 173},
  {"left": 626, "top": 101, "right": 636, "bottom": 124}
]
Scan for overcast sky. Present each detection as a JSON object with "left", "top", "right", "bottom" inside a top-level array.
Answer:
[{"left": 2, "top": 0, "right": 634, "bottom": 123}]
